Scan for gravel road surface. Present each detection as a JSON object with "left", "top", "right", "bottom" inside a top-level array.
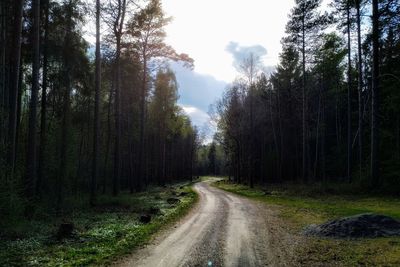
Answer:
[{"left": 115, "top": 181, "right": 298, "bottom": 267}]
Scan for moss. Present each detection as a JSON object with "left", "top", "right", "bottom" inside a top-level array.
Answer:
[{"left": 0, "top": 183, "right": 198, "bottom": 266}]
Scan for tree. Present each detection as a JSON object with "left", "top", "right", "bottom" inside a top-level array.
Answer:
[
  {"left": 355, "top": 0, "right": 364, "bottom": 179},
  {"left": 37, "top": 0, "right": 50, "bottom": 196},
  {"left": 332, "top": 0, "right": 355, "bottom": 182},
  {"left": 1, "top": 0, "right": 199, "bottom": 222},
  {"left": 286, "top": 0, "right": 328, "bottom": 182},
  {"left": 269, "top": 43, "right": 302, "bottom": 181},
  {"left": 371, "top": 0, "right": 380, "bottom": 186},
  {"left": 216, "top": 84, "right": 245, "bottom": 183},
  {"left": 25, "top": 0, "right": 41, "bottom": 201},
  {"left": 238, "top": 53, "right": 262, "bottom": 188},
  {"left": 90, "top": 0, "right": 101, "bottom": 206},
  {"left": 127, "top": 0, "right": 193, "bottom": 190},
  {"left": 313, "top": 33, "right": 347, "bottom": 181},
  {"left": 345, "top": 0, "right": 352, "bottom": 183},
  {"left": 149, "top": 67, "right": 178, "bottom": 185},
  {"left": 103, "top": 0, "right": 127, "bottom": 196},
  {"left": 208, "top": 142, "right": 217, "bottom": 175},
  {"left": 7, "top": 0, "right": 24, "bottom": 179}
]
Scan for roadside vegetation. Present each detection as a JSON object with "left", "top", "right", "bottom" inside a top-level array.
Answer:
[
  {"left": 213, "top": 180, "right": 400, "bottom": 266},
  {"left": 0, "top": 183, "right": 198, "bottom": 267}
]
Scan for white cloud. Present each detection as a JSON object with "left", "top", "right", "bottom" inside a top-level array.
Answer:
[
  {"left": 171, "top": 62, "right": 227, "bottom": 111},
  {"left": 225, "top": 41, "right": 268, "bottom": 66},
  {"left": 162, "top": 0, "right": 296, "bottom": 82},
  {"left": 179, "top": 104, "right": 210, "bottom": 127}
]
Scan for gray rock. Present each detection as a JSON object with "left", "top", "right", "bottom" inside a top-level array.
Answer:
[{"left": 304, "top": 213, "right": 400, "bottom": 238}]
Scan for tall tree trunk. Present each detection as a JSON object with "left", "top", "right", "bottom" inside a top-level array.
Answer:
[
  {"left": 0, "top": 0, "right": 7, "bottom": 143},
  {"left": 301, "top": 16, "right": 307, "bottom": 183},
  {"left": 356, "top": 0, "right": 363, "bottom": 179},
  {"left": 7, "top": 0, "right": 24, "bottom": 179},
  {"left": 138, "top": 56, "right": 147, "bottom": 191},
  {"left": 91, "top": 0, "right": 101, "bottom": 206},
  {"left": 249, "top": 86, "right": 254, "bottom": 188},
  {"left": 15, "top": 60, "right": 23, "bottom": 161},
  {"left": 37, "top": 0, "right": 50, "bottom": 197},
  {"left": 103, "top": 81, "right": 113, "bottom": 194},
  {"left": 397, "top": 116, "right": 400, "bottom": 160},
  {"left": 346, "top": 2, "right": 352, "bottom": 182},
  {"left": 74, "top": 123, "right": 85, "bottom": 195},
  {"left": 314, "top": 85, "right": 322, "bottom": 180},
  {"left": 321, "top": 88, "right": 326, "bottom": 183},
  {"left": 113, "top": 37, "right": 121, "bottom": 196},
  {"left": 162, "top": 138, "right": 166, "bottom": 186},
  {"left": 190, "top": 134, "right": 194, "bottom": 182},
  {"left": 57, "top": 1, "right": 73, "bottom": 214},
  {"left": 371, "top": 0, "right": 380, "bottom": 186},
  {"left": 128, "top": 133, "right": 134, "bottom": 193},
  {"left": 112, "top": 0, "right": 126, "bottom": 196},
  {"left": 25, "top": 0, "right": 41, "bottom": 201},
  {"left": 277, "top": 86, "right": 284, "bottom": 182}
]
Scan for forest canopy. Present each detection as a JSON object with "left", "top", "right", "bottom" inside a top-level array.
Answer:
[
  {"left": 0, "top": 0, "right": 198, "bottom": 218},
  {"left": 213, "top": 0, "right": 400, "bottom": 192}
]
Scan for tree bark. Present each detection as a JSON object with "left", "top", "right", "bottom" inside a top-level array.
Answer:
[
  {"left": 0, "top": 0, "right": 7, "bottom": 139},
  {"left": 301, "top": 16, "right": 307, "bottom": 183},
  {"left": 26, "top": 0, "right": 41, "bottom": 200},
  {"left": 57, "top": 1, "right": 73, "bottom": 214},
  {"left": 138, "top": 55, "right": 147, "bottom": 191},
  {"left": 103, "top": 81, "right": 113, "bottom": 194},
  {"left": 356, "top": 0, "right": 363, "bottom": 179},
  {"left": 112, "top": 0, "right": 126, "bottom": 196},
  {"left": 346, "top": 2, "right": 352, "bottom": 182},
  {"left": 371, "top": 0, "right": 380, "bottom": 186},
  {"left": 7, "top": 0, "right": 24, "bottom": 179},
  {"left": 113, "top": 42, "right": 121, "bottom": 196},
  {"left": 37, "top": 0, "right": 50, "bottom": 197},
  {"left": 91, "top": 0, "right": 101, "bottom": 206}
]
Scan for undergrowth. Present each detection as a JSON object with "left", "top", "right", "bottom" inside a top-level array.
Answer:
[{"left": 0, "top": 182, "right": 198, "bottom": 266}]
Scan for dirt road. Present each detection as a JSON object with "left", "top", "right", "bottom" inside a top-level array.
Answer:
[{"left": 116, "top": 181, "right": 299, "bottom": 267}]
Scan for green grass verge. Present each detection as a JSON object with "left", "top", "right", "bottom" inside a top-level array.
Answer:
[
  {"left": 0, "top": 183, "right": 198, "bottom": 267},
  {"left": 212, "top": 180, "right": 400, "bottom": 266}
]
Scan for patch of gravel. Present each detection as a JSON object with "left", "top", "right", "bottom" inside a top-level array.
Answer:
[{"left": 304, "top": 213, "right": 400, "bottom": 238}]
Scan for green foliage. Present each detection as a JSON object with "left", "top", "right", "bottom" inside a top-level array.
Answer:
[
  {"left": 196, "top": 141, "right": 227, "bottom": 176},
  {"left": 0, "top": 183, "right": 198, "bottom": 266},
  {"left": 0, "top": 179, "right": 25, "bottom": 226}
]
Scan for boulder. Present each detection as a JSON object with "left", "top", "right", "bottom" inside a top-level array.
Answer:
[{"left": 304, "top": 213, "right": 400, "bottom": 238}]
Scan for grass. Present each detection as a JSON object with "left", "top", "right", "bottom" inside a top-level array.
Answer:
[
  {"left": 213, "top": 180, "right": 400, "bottom": 266},
  {"left": 0, "top": 182, "right": 198, "bottom": 267}
]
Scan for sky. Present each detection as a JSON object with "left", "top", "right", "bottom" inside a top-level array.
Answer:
[{"left": 161, "top": 0, "right": 297, "bottom": 137}]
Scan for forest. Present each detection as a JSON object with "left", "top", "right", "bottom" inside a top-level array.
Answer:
[
  {"left": 213, "top": 0, "right": 400, "bottom": 193},
  {"left": 1, "top": 0, "right": 400, "bottom": 266},
  {"left": 0, "top": 0, "right": 198, "bottom": 216}
]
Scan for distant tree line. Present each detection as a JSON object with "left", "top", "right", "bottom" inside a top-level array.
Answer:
[
  {"left": 215, "top": 0, "right": 400, "bottom": 192},
  {"left": 0, "top": 0, "right": 198, "bottom": 218},
  {"left": 196, "top": 139, "right": 227, "bottom": 176}
]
